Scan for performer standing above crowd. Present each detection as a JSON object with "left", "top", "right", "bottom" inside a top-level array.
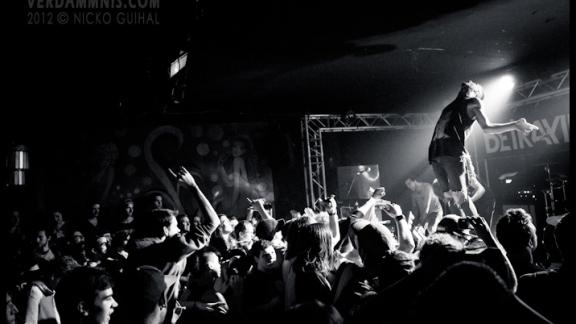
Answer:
[{"left": 428, "top": 80, "right": 538, "bottom": 217}]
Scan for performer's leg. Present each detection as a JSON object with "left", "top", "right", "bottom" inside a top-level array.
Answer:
[
  {"left": 431, "top": 160, "right": 451, "bottom": 216},
  {"left": 444, "top": 156, "right": 479, "bottom": 217}
]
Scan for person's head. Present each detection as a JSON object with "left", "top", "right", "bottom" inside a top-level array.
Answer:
[
  {"left": 235, "top": 220, "right": 255, "bottom": 243},
  {"left": 460, "top": 80, "right": 485, "bottom": 100},
  {"left": 32, "top": 228, "right": 51, "bottom": 252},
  {"left": 122, "top": 199, "right": 134, "bottom": 218},
  {"left": 90, "top": 203, "right": 101, "bottom": 219},
  {"left": 251, "top": 240, "right": 277, "bottom": 272},
  {"left": 496, "top": 208, "right": 537, "bottom": 253},
  {"left": 177, "top": 214, "right": 191, "bottom": 233},
  {"left": 405, "top": 178, "right": 418, "bottom": 191},
  {"left": 116, "top": 265, "right": 167, "bottom": 324},
  {"left": 419, "top": 233, "right": 465, "bottom": 268},
  {"left": 231, "top": 138, "right": 248, "bottom": 157},
  {"left": 94, "top": 235, "right": 109, "bottom": 255},
  {"left": 52, "top": 211, "right": 65, "bottom": 225},
  {"left": 219, "top": 214, "right": 234, "bottom": 235},
  {"left": 150, "top": 209, "right": 180, "bottom": 238},
  {"left": 284, "top": 216, "right": 314, "bottom": 259},
  {"left": 191, "top": 249, "right": 222, "bottom": 286},
  {"left": 350, "top": 219, "right": 396, "bottom": 269},
  {"left": 192, "top": 215, "right": 202, "bottom": 227},
  {"left": 56, "top": 267, "right": 118, "bottom": 324},
  {"left": 377, "top": 250, "right": 415, "bottom": 289},
  {"left": 256, "top": 218, "right": 284, "bottom": 242},
  {"left": 293, "top": 223, "right": 334, "bottom": 276},
  {"left": 71, "top": 230, "right": 86, "bottom": 245},
  {"left": 229, "top": 216, "right": 239, "bottom": 229},
  {"left": 152, "top": 195, "right": 163, "bottom": 209}
]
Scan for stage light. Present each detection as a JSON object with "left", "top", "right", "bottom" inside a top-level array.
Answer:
[
  {"left": 7, "top": 145, "right": 29, "bottom": 186},
  {"left": 505, "top": 178, "right": 512, "bottom": 184},
  {"left": 500, "top": 75, "right": 515, "bottom": 91},
  {"left": 480, "top": 74, "right": 516, "bottom": 120}
]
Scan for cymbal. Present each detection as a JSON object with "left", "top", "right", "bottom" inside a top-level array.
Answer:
[{"left": 546, "top": 214, "right": 568, "bottom": 226}]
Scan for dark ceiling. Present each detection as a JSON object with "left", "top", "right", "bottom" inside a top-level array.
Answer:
[{"left": 17, "top": 0, "right": 570, "bottom": 124}]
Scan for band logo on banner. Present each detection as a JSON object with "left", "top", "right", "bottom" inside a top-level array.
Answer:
[{"left": 484, "top": 113, "right": 570, "bottom": 155}]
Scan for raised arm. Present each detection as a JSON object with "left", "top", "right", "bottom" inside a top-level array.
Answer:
[
  {"left": 469, "top": 216, "right": 518, "bottom": 292},
  {"left": 248, "top": 198, "right": 273, "bottom": 220},
  {"left": 470, "top": 100, "right": 539, "bottom": 135},
  {"left": 356, "top": 187, "right": 386, "bottom": 222},
  {"left": 381, "top": 202, "right": 415, "bottom": 253},
  {"left": 325, "top": 195, "right": 341, "bottom": 248},
  {"left": 175, "top": 166, "right": 220, "bottom": 234},
  {"left": 468, "top": 179, "right": 486, "bottom": 203}
]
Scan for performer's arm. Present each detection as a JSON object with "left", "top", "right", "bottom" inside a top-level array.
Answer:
[
  {"left": 470, "top": 100, "right": 538, "bottom": 134},
  {"left": 468, "top": 179, "right": 485, "bottom": 203}
]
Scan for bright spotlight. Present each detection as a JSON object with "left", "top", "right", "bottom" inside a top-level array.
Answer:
[
  {"left": 481, "top": 74, "right": 516, "bottom": 119},
  {"left": 500, "top": 75, "right": 515, "bottom": 91}
]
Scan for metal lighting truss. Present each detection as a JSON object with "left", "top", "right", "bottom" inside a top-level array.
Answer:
[
  {"left": 301, "top": 71, "right": 569, "bottom": 206},
  {"left": 509, "top": 69, "right": 569, "bottom": 109},
  {"left": 301, "top": 113, "right": 437, "bottom": 206}
]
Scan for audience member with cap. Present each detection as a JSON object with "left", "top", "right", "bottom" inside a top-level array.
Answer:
[{"left": 113, "top": 265, "right": 167, "bottom": 324}]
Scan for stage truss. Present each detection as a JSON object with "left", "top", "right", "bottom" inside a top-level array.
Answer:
[
  {"left": 300, "top": 113, "right": 437, "bottom": 206},
  {"left": 301, "top": 70, "right": 569, "bottom": 207},
  {"left": 509, "top": 69, "right": 569, "bottom": 109}
]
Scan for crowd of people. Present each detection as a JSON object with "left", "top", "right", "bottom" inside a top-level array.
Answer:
[
  {"left": 5, "top": 81, "right": 570, "bottom": 323},
  {"left": 5, "top": 165, "right": 571, "bottom": 324}
]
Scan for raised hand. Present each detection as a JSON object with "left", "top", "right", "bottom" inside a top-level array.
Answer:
[
  {"left": 169, "top": 166, "right": 198, "bottom": 187},
  {"left": 247, "top": 197, "right": 266, "bottom": 208},
  {"left": 370, "top": 187, "right": 386, "bottom": 199},
  {"left": 326, "top": 194, "right": 337, "bottom": 215},
  {"left": 516, "top": 118, "right": 539, "bottom": 134},
  {"left": 380, "top": 201, "right": 402, "bottom": 218},
  {"left": 467, "top": 216, "right": 492, "bottom": 242},
  {"left": 196, "top": 301, "right": 228, "bottom": 314}
]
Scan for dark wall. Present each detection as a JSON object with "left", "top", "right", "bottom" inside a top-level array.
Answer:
[{"left": 3, "top": 114, "right": 306, "bottom": 225}]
